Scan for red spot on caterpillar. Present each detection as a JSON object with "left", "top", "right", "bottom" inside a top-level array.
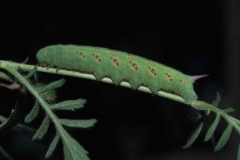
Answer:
[
  {"left": 166, "top": 73, "right": 172, "bottom": 81},
  {"left": 111, "top": 57, "right": 119, "bottom": 66},
  {"left": 150, "top": 68, "right": 157, "bottom": 76},
  {"left": 148, "top": 66, "right": 156, "bottom": 76},
  {"left": 65, "top": 52, "right": 69, "bottom": 55},
  {"left": 114, "top": 59, "right": 119, "bottom": 66},
  {"left": 179, "top": 80, "right": 184, "bottom": 84},
  {"left": 95, "top": 54, "right": 101, "bottom": 62},
  {"left": 129, "top": 61, "right": 138, "bottom": 71},
  {"left": 79, "top": 52, "right": 85, "bottom": 58}
]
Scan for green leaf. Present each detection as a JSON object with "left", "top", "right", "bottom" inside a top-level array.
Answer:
[
  {"left": 204, "top": 113, "right": 220, "bottom": 142},
  {"left": 37, "top": 79, "right": 65, "bottom": 94},
  {"left": 45, "top": 133, "right": 60, "bottom": 158},
  {"left": 24, "top": 101, "right": 40, "bottom": 123},
  {"left": 40, "top": 90, "right": 57, "bottom": 104},
  {"left": 215, "top": 124, "right": 233, "bottom": 151},
  {"left": 223, "top": 108, "right": 235, "bottom": 114},
  {"left": 35, "top": 82, "right": 57, "bottom": 104},
  {"left": 61, "top": 129, "right": 90, "bottom": 160},
  {"left": 25, "top": 66, "right": 37, "bottom": 79},
  {"left": 49, "top": 99, "right": 87, "bottom": 111},
  {"left": 212, "top": 92, "right": 221, "bottom": 107},
  {"left": 182, "top": 121, "right": 203, "bottom": 149},
  {"left": 60, "top": 119, "right": 97, "bottom": 128},
  {"left": 33, "top": 115, "right": 50, "bottom": 140}
]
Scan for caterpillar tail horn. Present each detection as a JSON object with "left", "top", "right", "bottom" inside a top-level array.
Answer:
[{"left": 192, "top": 74, "right": 209, "bottom": 80}]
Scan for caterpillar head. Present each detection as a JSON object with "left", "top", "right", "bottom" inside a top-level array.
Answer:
[{"left": 36, "top": 49, "right": 45, "bottom": 64}]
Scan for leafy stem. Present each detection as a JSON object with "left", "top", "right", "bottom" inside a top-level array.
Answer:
[
  {"left": 0, "top": 61, "right": 96, "bottom": 160},
  {"left": 1, "top": 60, "right": 240, "bottom": 159}
]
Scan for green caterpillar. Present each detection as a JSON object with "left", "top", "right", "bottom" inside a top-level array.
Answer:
[{"left": 36, "top": 44, "right": 207, "bottom": 103}]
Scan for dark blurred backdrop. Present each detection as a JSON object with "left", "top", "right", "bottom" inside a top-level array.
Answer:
[{"left": 0, "top": 0, "right": 239, "bottom": 160}]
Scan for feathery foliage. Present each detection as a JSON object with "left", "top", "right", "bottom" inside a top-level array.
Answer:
[
  {"left": 204, "top": 113, "right": 220, "bottom": 142},
  {"left": 1, "top": 60, "right": 240, "bottom": 160},
  {"left": 0, "top": 62, "right": 97, "bottom": 160},
  {"left": 184, "top": 93, "right": 240, "bottom": 160},
  {"left": 182, "top": 113, "right": 204, "bottom": 149}
]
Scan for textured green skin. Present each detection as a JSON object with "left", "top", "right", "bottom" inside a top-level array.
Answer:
[{"left": 36, "top": 44, "right": 197, "bottom": 103}]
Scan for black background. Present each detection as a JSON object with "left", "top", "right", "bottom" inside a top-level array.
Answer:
[{"left": 0, "top": 0, "right": 239, "bottom": 160}]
